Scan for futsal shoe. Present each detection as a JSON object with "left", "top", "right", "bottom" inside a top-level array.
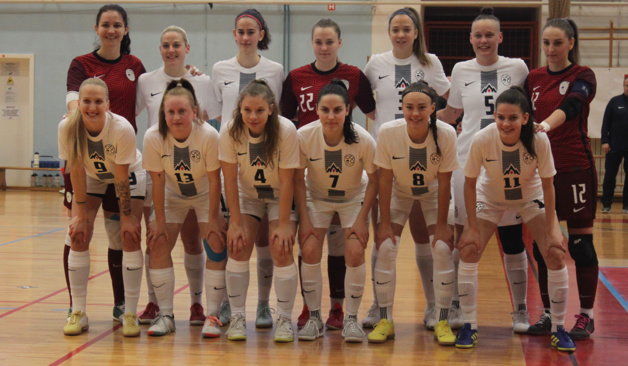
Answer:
[
  {"left": 112, "top": 303, "right": 125, "bottom": 322},
  {"left": 325, "top": 303, "right": 344, "bottom": 330},
  {"left": 455, "top": 323, "right": 478, "bottom": 349},
  {"left": 297, "top": 304, "right": 309, "bottom": 329},
  {"left": 551, "top": 327, "right": 576, "bottom": 352},
  {"left": 255, "top": 302, "right": 274, "bottom": 329},
  {"left": 511, "top": 309, "right": 530, "bottom": 334},
  {"left": 189, "top": 303, "right": 206, "bottom": 325},
  {"left": 342, "top": 317, "right": 365, "bottom": 343},
  {"left": 448, "top": 305, "right": 464, "bottom": 330},
  {"left": 138, "top": 302, "right": 159, "bottom": 324},
  {"left": 63, "top": 311, "right": 89, "bottom": 336},
  {"left": 274, "top": 316, "right": 295, "bottom": 343},
  {"left": 201, "top": 316, "right": 222, "bottom": 338},
  {"left": 122, "top": 313, "right": 141, "bottom": 337},
  {"left": 362, "top": 303, "right": 380, "bottom": 329},
  {"left": 569, "top": 314, "right": 595, "bottom": 340},
  {"left": 434, "top": 320, "right": 456, "bottom": 346},
  {"left": 298, "top": 317, "right": 324, "bottom": 341},
  {"left": 226, "top": 314, "right": 246, "bottom": 341},
  {"left": 148, "top": 314, "right": 176, "bottom": 336},
  {"left": 424, "top": 306, "right": 437, "bottom": 330},
  {"left": 367, "top": 319, "right": 395, "bottom": 343},
  {"left": 528, "top": 312, "right": 551, "bottom": 335},
  {"left": 219, "top": 302, "right": 231, "bottom": 326}
]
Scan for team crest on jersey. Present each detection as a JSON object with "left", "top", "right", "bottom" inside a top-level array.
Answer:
[
  {"left": 501, "top": 74, "right": 512, "bottom": 86},
  {"left": 395, "top": 77, "right": 410, "bottom": 89},
  {"left": 476, "top": 201, "right": 485, "bottom": 213},
  {"left": 89, "top": 151, "right": 105, "bottom": 161},
  {"left": 481, "top": 83, "right": 497, "bottom": 93},
  {"left": 190, "top": 150, "right": 201, "bottom": 163},
  {"left": 523, "top": 152, "right": 535, "bottom": 165},
  {"left": 126, "top": 69, "right": 135, "bottom": 81},
  {"left": 174, "top": 160, "right": 191, "bottom": 171},
  {"left": 344, "top": 154, "right": 356, "bottom": 167},
  {"left": 430, "top": 153, "right": 441, "bottom": 165},
  {"left": 559, "top": 81, "right": 570, "bottom": 95},
  {"left": 104, "top": 144, "right": 116, "bottom": 156},
  {"left": 415, "top": 70, "right": 425, "bottom": 81}
]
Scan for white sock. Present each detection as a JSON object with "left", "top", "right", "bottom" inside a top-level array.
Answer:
[
  {"left": 301, "top": 262, "right": 322, "bottom": 314},
  {"left": 451, "top": 247, "right": 460, "bottom": 304},
  {"left": 415, "top": 242, "right": 435, "bottom": 308},
  {"left": 580, "top": 308, "right": 594, "bottom": 319},
  {"left": 274, "top": 263, "right": 298, "bottom": 319},
  {"left": 431, "top": 237, "right": 455, "bottom": 321},
  {"left": 504, "top": 252, "right": 528, "bottom": 311},
  {"left": 68, "top": 250, "right": 90, "bottom": 313},
  {"left": 345, "top": 264, "right": 366, "bottom": 317},
  {"left": 205, "top": 269, "right": 226, "bottom": 317},
  {"left": 457, "top": 260, "right": 478, "bottom": 329},
  {"left": 65, "top": 229, "right": 71, "bottom": 247},
  {"left": 548, "top": 266, "right": 569, "bottom": 331},
  {"left": 184, "top": 252, "right": 205, "bottom": 305},
  {"left": 226, "top": 259, "right": 249, "bottom": 316},
  {"left": 150, "top": 267, "right": 175, "bottom": 317},
  {"left": 144, "top": 253, "right": 157, "bottom": 304},
  {"left": 369, "top": 243, "right": 379, "bottom": 306},
  {"left": 122, "top": 249, "right": 143, "bottom": 315},
  {"left": 374, "top": 237, "right": 399, "bottom": 320},
  {"left": 256, "top": 245, "right": 273, "bottom": 305}
]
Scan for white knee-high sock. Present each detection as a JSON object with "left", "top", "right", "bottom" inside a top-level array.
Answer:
[
  {"left": 345, "top": 263, "right": 366, "bottom": 318},
  {"left": 431, "top": 237, "right": 455, "bottom": 321},
  {"left": 144, "top": 253, "right": 157, "bottom": 304},
  {"left": 256, "top": 245, "right": 273, "bottom": 305},
  {"left": 68, "top": 250, "right": 90, "bottom": 313},
  {"left": 274, "top": 263, "right": 298, "bottom": 319},
  {"left": 301, "top": 262, "right": 323, "bottom": 317},
  {"left": 548, "top": 266, "right": 569, "bottom": 332},
  {"left": 184, "top": 252, "right": 205, "bottom": 305},
  {"left": 415, "top": 242, "right": 435, "bottom": 308},
  {"left": 226, "top": 259, "right": 249, "bottom": 317},
  {"left": 122, "top": 249, "right": 143, "bottom": 315},
  {"left": 504, "top": 252, "right": 528, "bottom": 311},
  {"left": 374, "top": 237, "right": 399, "bottom": 320},
  {"left": 204, "top": 269, "right": 226, "bottom": 317},
  {"left": 150, "top": 267, "right": 175, "bottom": 317},
  {"left": 457, "top": 261, "right": 478, "bottom": 329}
]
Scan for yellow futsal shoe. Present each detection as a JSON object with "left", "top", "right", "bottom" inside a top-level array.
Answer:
[
  {"left": 367, "top": 319, "right": 395, "bottom": 343},
  {"left": 122, "top": 313, "right": 141, "bottom": 337},
  {"left": 63, "top": 311, "right": 89, "bottom": 336},
  {"left": 434, "top": 320, "right": 456, "bottom": 346}
]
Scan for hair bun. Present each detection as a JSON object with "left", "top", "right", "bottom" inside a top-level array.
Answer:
[{"left": 479, "top": 6, "right": 494, "bottom": 15}]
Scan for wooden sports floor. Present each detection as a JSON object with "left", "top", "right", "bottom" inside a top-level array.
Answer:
[{"left": 0, "top": 191, "right": 627, "bottom": 365}]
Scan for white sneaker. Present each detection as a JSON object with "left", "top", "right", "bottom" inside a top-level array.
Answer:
[
  {"left": 63, "top": 311, "right": 89, "bottom": 335},
  {"left": 448, "top": 305, "right": 464, "bottom": 330},
  {"left": 274, "top": 315, "right": 295, "bottom": 343},
  {"left": 297, "top": 317, "right": 324, "bottom": 341},
  {"left": 361, "top": 302, "right": 380, "bottom": 329},
  {"left": 202, "top": 316, "right": 222, "bottom": 338},
  {"left": 226, "top": 314, "right": 246, "bottom": 341},
  {"left": 424, "top": 306, "right": 437, "bottom": 330},
  {"left": 148, "top": 314, "right": 175, "bottom": 336},
  {"left": 342, "top": 317, "right": 365, "bottom": 343},
  {"left": 512, "top": 309, "right": 530, "bottom": 334}
]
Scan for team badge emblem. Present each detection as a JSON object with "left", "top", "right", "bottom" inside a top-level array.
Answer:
[
  {"left": 104, "top": 144, "right": 116, "bottom": 156},
  {"left": 344, "top": 154, "right": 355, "bottom": 167},
  {"left": 476, "top": 201, "right": 485, "bottom": 213},
  {"left": 190, "top": 150, "right": 201, "bottom": 163},
  {"left": 559, "top": 81, "right": 570, "bottom": 95},
  {"left": 415, "top": 70, "right": 425, "bottom": 81},
  {"left": 501, "top": 74, "right": 512, "bottom": 86},
  {"left": 126, "top": 69, "right": 136, "bottom": 81},
  {"left": 523, "top": 152, "right": 534, "bottom": 165},
  {"left": 430, "top": 153, "right": 441, "bottom": 165}
]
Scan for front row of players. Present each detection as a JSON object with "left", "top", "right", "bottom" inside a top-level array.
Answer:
[{"left": 59, "top": 77, "right": 575, "bottom": 351}]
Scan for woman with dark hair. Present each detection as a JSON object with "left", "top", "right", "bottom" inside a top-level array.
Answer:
[
  {"left": 219, "top": 80, "right": 300, "bottom": 342},
  {"left": 294, "top": 80, "right": 377, "bottom": 343},
  {"left": 369, "top": 81, "right": 458, "bottom": 344},
  {"left": 525, "top": 18, "right": 598, "bottom": 342},
  {"left": 457, "top": 86, "right": 574, "bottom": 352}
]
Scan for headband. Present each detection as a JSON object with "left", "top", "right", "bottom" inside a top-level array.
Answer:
[
  {"left": 236, "top": 14, "right": 262, "bottom": 30},
  {"left": 389, "top": 9, "right": 418, "bottom": 29}
]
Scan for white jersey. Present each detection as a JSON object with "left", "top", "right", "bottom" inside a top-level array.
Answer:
[
  {"left": 365, "top": 51, "right": 450, "bottom": 140},
  {"left": 142, "top": 122, "right": 221, "bottom": 198},
  {"left": 298, "top": 120, "right": 377, "bottom": 202},
  {"left": 136, "top": 67, "right": 220, "bottom": 127},
  {"left": 465, "top": 124, "right": 555, "bottom": 204},
  {"left": 212, "top": 56, "right": 284, "bottom": 122},
  {"left": 58, "top": 112, "right": 142, "bottom": 182},
  {"left": 374, "top": 119, "right": 459, "bottom": 199},
  {"left": 219, "top": 116, "right": 299, "bottom": 200},
  {"left": 448, "top": 56, "right": 528, "bottom": 166}
]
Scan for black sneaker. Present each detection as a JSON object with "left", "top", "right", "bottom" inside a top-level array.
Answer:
[
  {"left": 569, "top": 313, "right": 594, "bottom": 340},
  {"left": 528, "top": 312, "right": 551, "bottom": 335},
  {"left": 601, "top": 206, "right": 611, "bottom": 214}
]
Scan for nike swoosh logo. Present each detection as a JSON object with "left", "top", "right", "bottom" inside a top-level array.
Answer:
[
  {"left": 161, "top": 154, "right": 170, "bottom": 158},
  {"left": 392, "top": 156, "right": 405, "bottom": 160},
  {"left": 465, "top": 81, "right": 475, "bottom": 86},
  {"left": 309, "top": 158, "right": 322, "bottom": 161},
  {"left": 533, "top": 86, "right": 541, "bottom": 91},
  {"left": 441, "top": 281, "right": 455, "bottom": 286},
  {"left": 228, "top": 294, "right": 240, "bottom": 298},
  {"left": 350, "top": 295, "right": 362, "bottom": 299},
  {"left": 213, "top": 287, "right": 226, "bottom": 291},
  {"left": 378, "top": 75, "right": 389, "bottom": 79},
  {"left": 301, "top": 86, "right": 313, "bottom": 91},
  {"left": 237, "top": 152, "right": 247, "bottom": 156},
  {"left": 574, "top": 239, "right": 582, "bottom": 244},
  {"left": 151, "top": 91, "right": 163, "bottom": 97},
  {"left": 485, "top": 159, "right": 497, "bottom": 162},
  {"left": 303, "top": 289, "right": 315, "bottom": 293},
  {"left": 195, "top": 291, "right": 203, "bottom": 296},
  {"left": 126, "top": 267, "right": 141, "bottom": 271},
  {"left": 224, "top": 81, "right": 234, "bottom": 85},
  {"left": 330, "top": 231, "right": 337, "bottom": 235},
  {"left": 619, "top": 106, "right": 625, "bottom": 109},
  {"left": 573, "top": 207, "right": 585, "bottom": 213},
  {"left": 551, "top": 300, "right": 565, "bottom": 304},
  {"left": 94, "top": 74, "right": 105, "bottom": 79},
  {"left": 515, "top": 216, "right": 522, "bottom": 220},
  {"left": 112, "top": 264, "right": 122, "bottom": 268},
  {"left": 376, "top": 281, "right": 391, "bottom": 285},
  {"left": 278, "top": 299, "right": 289, "bottom": 303},
  {"left": 153, "top": 283, "right": 166, "bottom": 288},
  {"left": 458, "top": 294, "right": 469, "bottom": 297},
  {"left": 264, "top": 275, "right": 273, "bottom": 279},
  {"left": 513, "top": 281, "right": 527, "bottom": 285}
]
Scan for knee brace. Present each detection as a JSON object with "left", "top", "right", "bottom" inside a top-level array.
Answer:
[
  {"left": 497, "top": 224, "right": 525, "bottom": 255},
  {"left": 203, "top": 238, "right": 227, "bottom": 262},
  {"left": 105, "top": 216, "right": 123, "bottom": 250},
  {"left": 567, "top": 234, "right": 598, "bottom": 267}
]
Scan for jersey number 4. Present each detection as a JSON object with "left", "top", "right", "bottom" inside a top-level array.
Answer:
[{"left": 255, "top": 169, "right": 267, "bottom": 184}]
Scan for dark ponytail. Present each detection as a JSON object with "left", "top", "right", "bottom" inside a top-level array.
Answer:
[
  {"left": 235, "top": 9, "right": 271, "bottom": 51},
  {"left": 401, "top": 81, "right": 440, "bottom": 155},
  {"left": 158, "top": 78, "right": 201, "bottom": 139},
  {"left": 495, "top": 86, "right": 537, "bottom": 159},
  {"left": 317, "top": 80, "right": 358, "bottom": 145},
  {"left": 543, "top": 18, "right": 580, "bottom": 65},
  {"left": 96, "top": 4, "right": 131, "bottom": 55}
]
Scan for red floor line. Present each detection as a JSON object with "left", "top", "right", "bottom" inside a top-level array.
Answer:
[
  {"left": 49, "top": 283, "right": 190, "bottom": 365},
  {"left": 0, "top": 269, "right": 109, "bottom": 319}
]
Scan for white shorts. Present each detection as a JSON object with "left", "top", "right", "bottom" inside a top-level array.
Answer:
[
  {"left": 240, "top": 195, "right": 298, "bottom": 222},
  {"left": 475, "top": 196, "right": 546, "bottom": 225},
  {"left": 86, "top": 169, "right": 146, "bottom": 199},
  {"left": 453, "top": 167, "right": 522, "bottom": 226},
  {"left": 307, "top": 198, "right": 364, "bottom": 228},
  {"left": 389, "top": 190, "right": 440, "bottom": 227}
]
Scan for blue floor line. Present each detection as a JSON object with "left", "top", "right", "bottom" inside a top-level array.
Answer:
[
  {"left": 0, "top": 228, "right": 63, "bottom": 247},
  {"left": 599, "top": 270, "right": 628, "bottom": 313}
]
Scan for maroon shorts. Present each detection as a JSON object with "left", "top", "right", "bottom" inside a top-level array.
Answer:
[
  {"left": 62, "top": 165, "right": 119, "bottom": 213},
  {"left": 554, "top": 167, "right": 597, "bottom": 221}
]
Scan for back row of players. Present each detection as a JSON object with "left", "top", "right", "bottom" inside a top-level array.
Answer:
[{"left": 59, "top": 5, "right": 597, "bottom": 352}]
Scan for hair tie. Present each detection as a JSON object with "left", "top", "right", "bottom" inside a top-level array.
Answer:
[
  {"left": 390, "top": 9, "right": 418, "bottom": 29},
  {"left": 236, "top": 14, "right": 262, "bottom": 30}
]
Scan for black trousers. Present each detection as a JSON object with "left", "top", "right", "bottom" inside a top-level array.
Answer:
[{"left": 602, "top": 149, "right": 628, "bottom": 207}]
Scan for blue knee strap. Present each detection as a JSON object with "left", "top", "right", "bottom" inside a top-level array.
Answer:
[
  {"left": 203, "top": 238, "right": 227, "bottom": 262},
  {"left": 110, "top": 214, "right": 120, "bottom": 221}
]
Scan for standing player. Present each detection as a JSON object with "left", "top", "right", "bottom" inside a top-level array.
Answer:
[
  {"left": 437, "top": 7, "right": 531, "bottom": 333},
  {"left": 525, "top": 18, "right": 598, "bottom": 341},
  {"left": 370, "top": 81, "right": 458, "bottom": 344},
  {"left": 212, "top": 9, "right": 284, "bottom": 328},
  {"left": 363, "top": 7, "right": 452, "bottom": 330},
  {"left": 142, "top": 80, "right": 224, "bottom": 337},
  {"left": 136, "top": 25, "right": 221, "bottom": 327},
  {"left": 457, "top": 86, "right": 575, "bottom": 352},
  {"left": 280, "top": 18, "right": 376, "bottom": 330},
  {"left": 64, "top": 4, "right": 146, "bottom": 324},
  {"left": 294, "top": 80, "right": 378, "bottom": 343},
  {"left": 59, "top": 78, "right": 145, "bottom": 337},
  {"left": 219, "top": 80, "right": 300, "bottom": 342}
]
